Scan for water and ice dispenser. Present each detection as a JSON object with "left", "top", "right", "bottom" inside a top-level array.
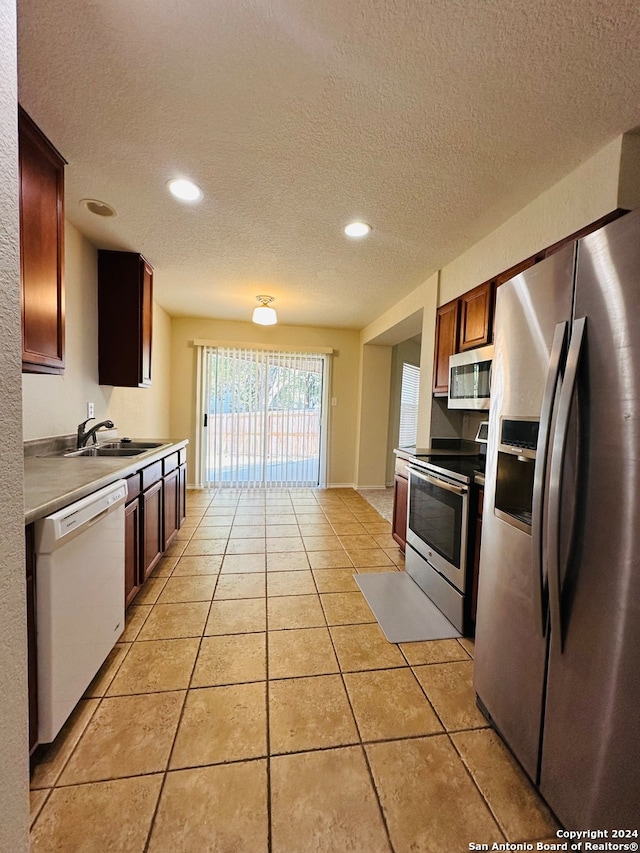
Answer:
[{"left": 494, "top": 419, "right": 539, "bottom": 533}]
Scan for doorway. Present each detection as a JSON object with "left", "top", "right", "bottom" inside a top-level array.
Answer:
[{"left": 201, "top": 346, "right": 328, "bottom": 488}]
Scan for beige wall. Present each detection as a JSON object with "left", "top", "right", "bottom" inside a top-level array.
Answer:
[
  {"left": 0, "top": 0, "right": 29, "bottom": 848},
  {"left": 169, "top": 318, "right": 361, "bottom": 487},
  {"left": 106, "top": 304, "right": 171, "bottom": 438},
  {"left": 386, "top": 338, "right": 422, "bottom": 484},
  {"left": 357, "top": 273, "right": 438, "bottom": 468},
  {"left": 23, "top": 222, "right": 171, "bottom": 441},
  {"left": 354, "top": 344, "right": 392, "bottom": 488}
]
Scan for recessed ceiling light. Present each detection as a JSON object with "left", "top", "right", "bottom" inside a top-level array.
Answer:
[
  {"left": 344, "top": 221, "right": 371, "bottom": 238},
  {"left": 81, "top": 198, "right": 117, "bottom": 217},
  {"left": 167, "top": 178, "right": 203, "bottom": 202}
]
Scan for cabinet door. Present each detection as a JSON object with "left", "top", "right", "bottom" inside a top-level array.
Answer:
[
  {"left": 459, "top": 281, "right": 494, "bottom": 351},
  {"left": 432, "top": 299, "right": 460, "bottom": 395},
  {"left": 26, "top": 524, "right": 38, "bottom": 752},
  {"left": 124, "top": 499, "right": 141, "bottom": 607},
  {"left": 98, "top": 251, "right": 153, "bottom": 387},
  {"left": 178, "top": 463, "right": 187, "bottom": 527},
  {"left": 163, "top": 468, "right": 180, "bottom": 551},
  {"left": 141, "top": 480, "right": 163, "bottom": 581},
  {"left": 19, "top": 107, "right": 66, "bottom": 374},
  {"left": 392, "top": 474, "right": 408, "bottom": 552}
]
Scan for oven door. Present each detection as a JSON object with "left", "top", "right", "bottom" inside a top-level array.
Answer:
[{"left": 406, "top": 465, "right": 469, "bottom": 592}]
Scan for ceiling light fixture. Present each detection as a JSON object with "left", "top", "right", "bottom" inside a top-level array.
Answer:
[
  {"left": 344, "top": 221, "right": 371, "bottom": 238},
  {"left": 81, "top": 198, "right": 117, "bottom": 218},
  {"left": 167, "top": 178, "right": 203, "bottom": 202},
  {"left": 252, "top": 295, "right": 277, "bottom": 326}
]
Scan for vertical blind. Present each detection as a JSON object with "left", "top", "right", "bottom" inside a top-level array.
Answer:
[
  {"left": 204, "top": 346, "right": 326, "bottom": 488},
  {"left": 398, "top": 362, "right": 420, "bottom": 447}
]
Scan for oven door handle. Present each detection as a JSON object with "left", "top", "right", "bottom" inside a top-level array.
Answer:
[{"left": 407, "top": 466, "right": 467, "bottom": 496}]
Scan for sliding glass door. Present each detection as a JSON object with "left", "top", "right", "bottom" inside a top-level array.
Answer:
[{"left": 202, "top": 346, "right": 328, "bottom": 487}]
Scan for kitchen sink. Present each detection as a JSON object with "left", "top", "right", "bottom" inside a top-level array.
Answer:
[
  {"left": 64, "top": 447, "right": 147, "bottom": 457},
  {"left": 98, "top": 441, "right": 164, "bottom": 450},
  {"left": 40, "top": 440, "right": 169, "bottom": 458}
]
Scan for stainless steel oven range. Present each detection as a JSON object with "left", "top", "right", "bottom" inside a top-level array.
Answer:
[{"left": 405, "top": 456, "right": 479, "bottom": 633}]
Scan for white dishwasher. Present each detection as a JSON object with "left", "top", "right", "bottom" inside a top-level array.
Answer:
[{"left": 34, "top": 479, "right": 127, "bottom": 743}]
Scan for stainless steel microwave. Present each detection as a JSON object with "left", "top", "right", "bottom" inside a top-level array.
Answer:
[{"left": 448, "top": 345, "right": 493, "bottom": 410}]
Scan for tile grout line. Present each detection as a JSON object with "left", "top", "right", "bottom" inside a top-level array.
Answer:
[
  {"left": 36, "top": 725, "right": 488, "bottom": 796},
  {"left": 446, "top": 730, "right": 509, "bottom": 843},
  {"left": 264, "top": 496, "right": 273, "bottom": 853},
  {"left": 208, "top": 489, "right": 272, "bottom": 851},
  {"left": 397, "top": 640, "right": 511, "bottom": 841},
  {"left": 310, "top": 496, "right": 398, "bottom": 853},
  {"left": 141, "top": 488, "right": 224, "bottom": 853}
]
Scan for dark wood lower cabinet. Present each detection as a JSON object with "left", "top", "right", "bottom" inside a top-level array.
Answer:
[
  {"left": 124, "top": 453, "right": 188, "bottom": 604},
  {"left": 178, "top": 462, "right": 187, "bottom": 527},
  {"left": 124, "top": 499, "right": 141, "bottom": 607},
  {"left": 392, "top": 473, "right": 408, "bottom": 552},
  {"left": 141, "top": 480, "right": 163, "bottom": 581},
  {"left": 163, "top": 467, "right": 179, "bottom": 551}
]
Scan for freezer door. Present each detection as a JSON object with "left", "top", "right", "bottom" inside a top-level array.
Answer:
[
  {"left": 540, "top": 209, "right": 640, "bottom": 828},
  {"left": 474, "top": 244, "right": 574, "bottom": 782}
]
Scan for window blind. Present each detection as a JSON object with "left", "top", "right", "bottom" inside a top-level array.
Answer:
[
  {"left": 204, "top": 346, "right": 326, "bottom": 488},
  {"left": 398, "top": 362, "right": 420, "bottom": 447}
]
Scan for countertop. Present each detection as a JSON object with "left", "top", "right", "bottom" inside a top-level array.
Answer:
[
  {"left": 395, "top": 445, "right": 486, "bottom": 486},
  {"left": 24, "top": 438, "right": 188, "bottom": 525},
  {"left": 394, "top": 440, "right": 480, "bottom": 460}
]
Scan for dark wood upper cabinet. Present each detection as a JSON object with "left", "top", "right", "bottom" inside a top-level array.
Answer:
[
  {"left": 19, "top": 107, "right": 66, "bottom": 374},
  {"left": 98, "top": 250, "right": 153, "bottom": 387},
  {"left": 432, "top": 299, "right": 460, "bottom": 396},
  {"left": 458, "top": 281, "right": 494, "bottom": 351}
]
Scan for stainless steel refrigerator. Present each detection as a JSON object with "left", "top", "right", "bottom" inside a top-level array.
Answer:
[{"left": 474, "top": 209, "right": 640, "bottom": 829}]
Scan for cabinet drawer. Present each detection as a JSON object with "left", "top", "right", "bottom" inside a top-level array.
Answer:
[
  {"left": 125, "top": 472, "right": 141, "bottom": 503},
  {"left": 162, "top": 451, "right": 179, "bottom": 474},
  {"left": 141, "top": 461, "right": 162, "bottom": 490},
  {"left": 179, "top": 447, "right": 187, "bottom": 466}
]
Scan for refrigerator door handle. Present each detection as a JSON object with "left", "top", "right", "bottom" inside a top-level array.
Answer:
[
  {"left": 531, "top": 321, "right": 568, "bottom": 636},
  {"left": 547, "top": 316, "right": 586, "bottom": 653}
]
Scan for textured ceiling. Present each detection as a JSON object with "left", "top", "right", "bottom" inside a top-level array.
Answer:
[{"left": 16, "top": 0, "right": 640, "bottom": 329}]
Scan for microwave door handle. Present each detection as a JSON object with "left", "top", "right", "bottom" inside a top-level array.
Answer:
[
  {"left": 407, "top": 467, "right": 466, "bottom": 496},
  {"left": 547, "top": 316, "right": 586, "bottom": 654},
  {"left": 531, "top": 321, "right": 568, "bottom": 636}
]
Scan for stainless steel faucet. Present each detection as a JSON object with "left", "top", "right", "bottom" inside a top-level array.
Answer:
[{"left": 77, "top": 418, "right": 115, "bottom": 448}]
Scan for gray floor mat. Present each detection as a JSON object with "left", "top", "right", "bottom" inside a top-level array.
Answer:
[{"left": 355, "top": 571, "right": 461, "bottom": 643}]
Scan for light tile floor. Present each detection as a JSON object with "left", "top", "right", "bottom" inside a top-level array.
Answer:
[{"left": 30, "top": 488, "right": 560, "bottom": 852}]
